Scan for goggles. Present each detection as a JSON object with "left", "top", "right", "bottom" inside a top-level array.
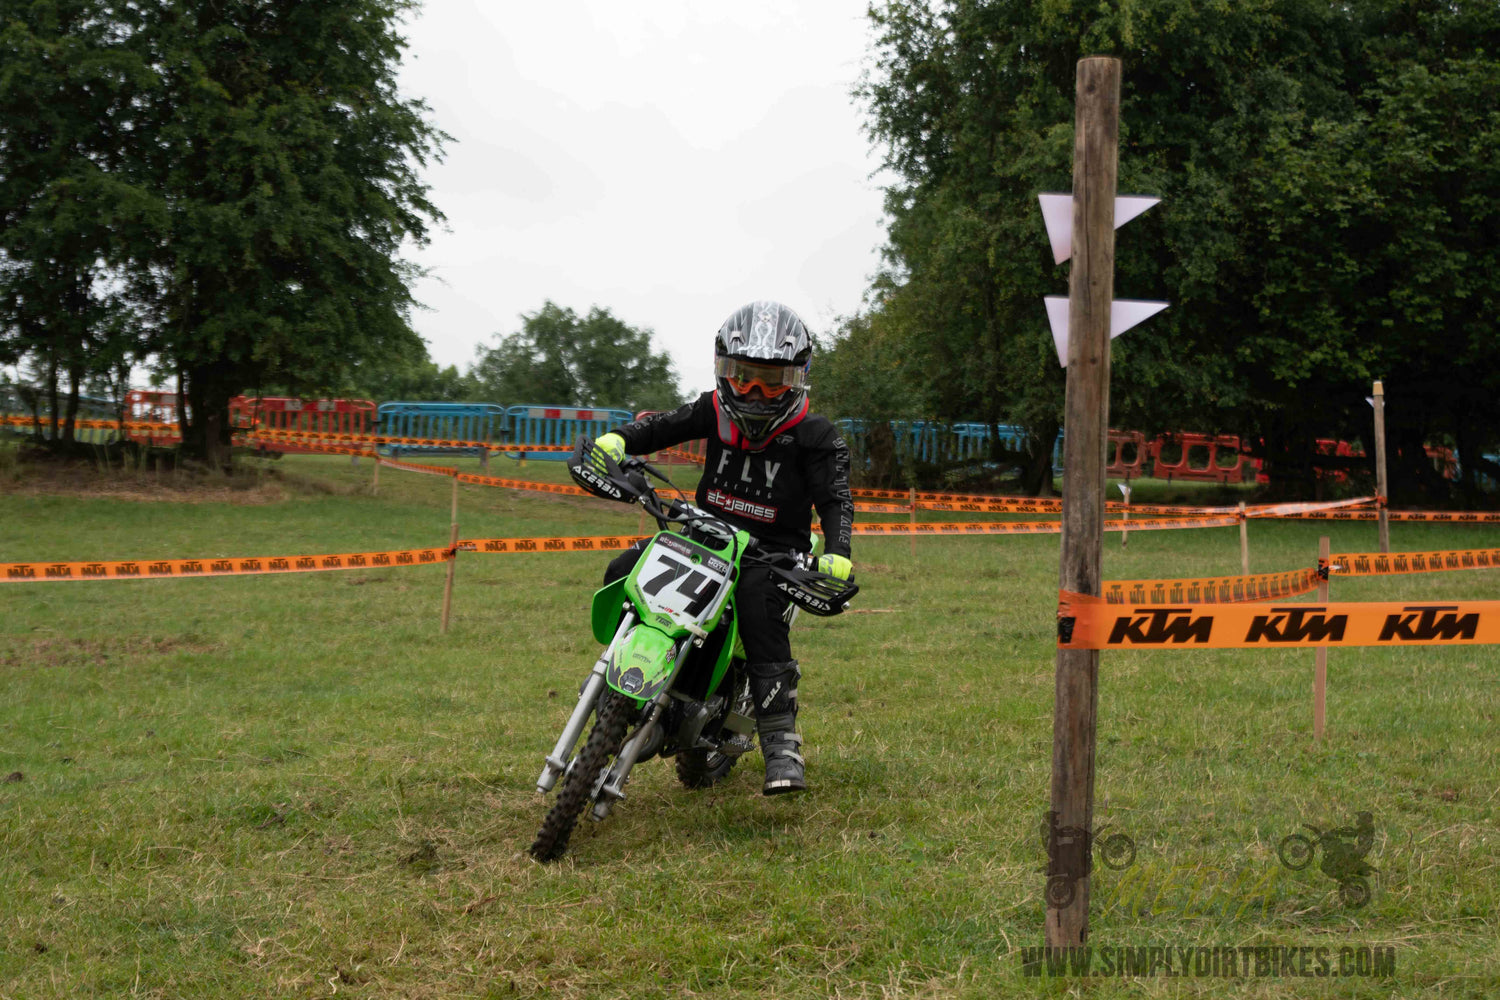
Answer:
[{"left": 715, "top": 356, "right": 808, "bottom": 398}]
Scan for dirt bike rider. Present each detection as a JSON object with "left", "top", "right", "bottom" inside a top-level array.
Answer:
[
  {"left": 1319, "top": 811, "right": 1376, "bottom": 881},
  {"left": 589, "top": 300, "right": 854, "bottom": 795}
]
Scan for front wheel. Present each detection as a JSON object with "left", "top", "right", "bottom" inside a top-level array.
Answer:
[
  {"left": 529, "top": 690, "right": 634, "bottom": 862},
  {"left": 1278, "top": 833, "right": 1316, "bottom": 871},
  {"left": 675, "top": 748, "right": 736, "bottom": 789}
]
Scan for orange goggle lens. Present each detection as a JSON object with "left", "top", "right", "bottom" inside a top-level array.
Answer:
[{"left": 715, "top": 358, "right": 806, "bottom": 398}]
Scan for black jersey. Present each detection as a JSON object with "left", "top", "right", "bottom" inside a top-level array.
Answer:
[{"left": 615, "top": 391, "right": 853, "bottom": 557}]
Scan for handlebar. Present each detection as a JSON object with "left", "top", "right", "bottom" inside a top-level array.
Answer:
[{"left": 568, "top": 435, "right": 858, "bottom": 616}]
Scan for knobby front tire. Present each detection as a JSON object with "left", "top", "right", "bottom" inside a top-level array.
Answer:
[{"left": 529, "top": 689, "right": 634, "bottom": 863}]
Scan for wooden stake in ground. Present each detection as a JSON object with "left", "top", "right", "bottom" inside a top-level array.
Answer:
[
  {"left": 1048, "top": 55, "right": 1120, "bottom": 951},
  {"left": 909, "top": 486, "right": 917, "bottom": 559},
  {"left": 1239, "top": 502, "right": 1249, "bottom": 575},
  {"left": 1119, "top": 483, "right": 1131, "bottom": 548},
  {"left": 1372, "top": 380, "right": 1389, "bottom": 554},
  {"left": 441, "top": 473, "right": 460, "bottom": 634},
  {"left": 1313, "top": 536, "right": 1329, "bottom": 740}
]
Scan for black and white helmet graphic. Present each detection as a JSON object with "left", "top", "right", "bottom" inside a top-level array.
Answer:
[{"left": 712, "top": 301, "right": 812, "bottom": 449}]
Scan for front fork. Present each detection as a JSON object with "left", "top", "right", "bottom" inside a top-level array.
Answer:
[
  {"left": 536, "top": 608, "right": 637, "bottom": 793},
  {"left": 591, "top": 694, "right": 670, "bottom": 821},
  {"left": 590, "top": 632, "right": 700, "bottom": 820}
]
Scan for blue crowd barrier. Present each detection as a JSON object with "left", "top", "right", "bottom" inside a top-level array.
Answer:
[
  {"left": 837, "top": 419, "right": 1064, "bottom": 472},
  {"left": 376, "top": 402, "right": 506, "bottom": 460},
  {"left": 2, "top": 392, "right": 123, "bottom": 444},
  {"left": 501, "top": 404, "right": 634, "bottom": 461}
]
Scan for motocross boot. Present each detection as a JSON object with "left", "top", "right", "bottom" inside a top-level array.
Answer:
[{"left": 748, "top": 660, "right": 805, "bottom": 795}]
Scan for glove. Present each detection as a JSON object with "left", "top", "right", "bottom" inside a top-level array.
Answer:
[
  {"left": 816, "top": 554, "right": 853, "bottom": 580},
  {"left": 589, "top": 432, "right": 625, "bottom": 473}
]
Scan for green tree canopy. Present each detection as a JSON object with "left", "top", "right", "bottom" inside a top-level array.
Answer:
[
  {"left": 0, "top": 1, "right": 448, "bottom": 465},
  {"left": 853, "top": 0, "right": 1500, "bottom": 500},
  {"left": 0, "top": 0, "right": 151, "bottom": 441},
  {"left": 469, "top": 302, "right": 684, "bottom": 413}
]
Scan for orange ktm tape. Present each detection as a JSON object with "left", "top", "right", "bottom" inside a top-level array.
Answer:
[
  {"left": 4, "top": 416, "right": 180, "bottom": 435},
  {"left": 854, "top": 502, "right": 915, "bottom": 514},
  {"left": 1245, "top": 496, "right": 1376, "bottom": 518},
  {"left": 848, "top": 514, "right": 1239, "bottom": 537},
  {"left": 1058, "top": 589, "right": 1500, "bottom": 649},
  {"left": 248, "top": 427, "right": 575, "bottom": 453},
  {"left": 659, "top": 448, "right": 705, "bottom": 463},
  {"left": 1273, "top": 507, "right": 1500, "bottom": 523},
  {"left": 243, "top": 436, "right": 375, "bottom": 458},
  {"left": 919, "top": 499, "right": 1072, "bottom": 514},
  {"left": 1, "top": 547, "right": 453, "bottom": 583},
  {"left": 458, "top": 535, "right": 651, "bottom": 554},
  {"left": 455, "top": 472, "right": 591, "bottom": 497},
  {"left": 376, "top": 455, "right": 458, "bottom": 478},
  {"left": 1103, "top": 567, "right": 1323, "bottom": 606},
  {"left": 1386, "top": 510, "right": 1500, "bottom": 523},
  {"left": 1331, "top": 548, "right": 1500, "bottom": 576}
]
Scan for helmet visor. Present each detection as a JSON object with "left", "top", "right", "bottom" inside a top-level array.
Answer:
[{"left": 715, "top": 356, "right": 808, "bottom": 398}]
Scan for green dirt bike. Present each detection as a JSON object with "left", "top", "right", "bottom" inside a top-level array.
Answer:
[{"left": 528, "top": 437, "right": 858, "bottom": 863}]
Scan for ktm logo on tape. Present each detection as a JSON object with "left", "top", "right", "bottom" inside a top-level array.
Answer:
[
  {"left": 1378, "top": 605, "right": 1478, "bottom": 642},
  {"left": 1108, "top": 608, "right": 1214, "bottom": 645},
  {"left": 1245, "top": 607, "right": 1347, "bottom": 643},
  {"left": 1062, "top": 590, "right": 1500, "bottom": 649}
]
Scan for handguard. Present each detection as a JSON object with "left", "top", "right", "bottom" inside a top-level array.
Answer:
[
  {"left": 767, "top": 561, "right": 859, "bottom": 616},
  {"left": 568, "top": 436, "right": 645, "bottom": 503}
]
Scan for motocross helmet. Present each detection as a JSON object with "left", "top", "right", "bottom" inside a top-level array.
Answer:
[{"left": 712, "top": 300, "right": 812, "bottom": 450}]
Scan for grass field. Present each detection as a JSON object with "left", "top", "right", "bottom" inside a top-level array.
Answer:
[{"left": 2, "top": 445, "right": 1497, "bottom": 998}]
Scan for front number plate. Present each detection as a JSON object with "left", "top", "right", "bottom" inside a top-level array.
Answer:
[{"left": 632, "top": 534, "right": 732, "bottom": 629}]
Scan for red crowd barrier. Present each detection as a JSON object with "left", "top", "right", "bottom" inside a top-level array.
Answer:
[
  {"left": 1150, "top": 433, "right": 1255, "bottom": 484},
  {"left": 233, "top": 397, "right": 376, "bottom": 455},
  {"left": 1106, "top": 430, "right": 1147, "bottom": 479},
  {"left": 123, "top": 390, "right": 184, "bottom": 446}
]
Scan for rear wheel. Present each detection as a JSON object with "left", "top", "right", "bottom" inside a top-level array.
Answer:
[
  {"left": 529, "top": 690, "right": 634, "bottom": 862},
  {"left": 675, "top": 748, "right": 736, "bottom": 789}
]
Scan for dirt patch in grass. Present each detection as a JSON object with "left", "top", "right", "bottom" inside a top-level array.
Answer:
[{"left": 0, "top": 451, "right": 313, "bottom": 504}]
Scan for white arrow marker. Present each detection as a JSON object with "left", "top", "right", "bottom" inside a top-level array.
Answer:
[
  {"left": 1045, "top": 297, "right": 1169, "bottom": 367},
  {"left": 1038, "top": 193, "right": 1161, "bottom": 265}
]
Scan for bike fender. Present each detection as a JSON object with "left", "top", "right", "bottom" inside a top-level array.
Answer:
[
  {"left": 590, "top": 577, "right": 629, "bottom": 644},
  {"left": 606, "top": 625, "right": 679, "bottom": 703}
]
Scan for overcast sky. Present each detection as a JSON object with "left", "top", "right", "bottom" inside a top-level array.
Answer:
[{"left": 395, "top": 1, "right": 893, "bottom": 399}]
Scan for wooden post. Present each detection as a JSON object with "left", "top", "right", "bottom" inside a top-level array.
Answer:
[
  {"left": 909, "top": 486, "right": 917, "bottom": 559},
  {"left": 1119, "top": 483, "right": 1131, "bottom": 548},
  {"left": 1239, "top": 502, "right": 1249, "bottom": 575},
  {"left": 1313, "top": 536, "right": 1329, "bottom": 740},
  {"left": 441, "top": 474, "right": 460, "bottom": 634},
  {"left": 1048, "top": 55, "right": 1120, "bottom": 950},
  {"left": 1372, "top": 380, "right": 1389, "bottom": 554}
]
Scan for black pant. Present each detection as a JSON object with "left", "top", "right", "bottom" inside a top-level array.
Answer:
[{"left": 604, "top": 540, "right": 792, "bottom": 663}]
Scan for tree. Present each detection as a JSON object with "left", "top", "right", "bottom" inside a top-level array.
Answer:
[
  {"left": 855, "top": 0, "right": 1500, "bottom": 500},
  {"left": 0, "top": 0, "right": 151, "bottom": 444},
  {"left": 117, "top": 0, "right": 448, "bottom": 466},
  {"left": 468, "top": 302, "right": 683, "bottom": 413}
]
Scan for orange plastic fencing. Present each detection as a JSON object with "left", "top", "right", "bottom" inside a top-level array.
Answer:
[
  {"left": 1106, "top": 430, "right": 1147, "bottom": 479},
  {"left": 233, "top": 397, "right": 376, "bottom": 454},
  {"left": 123, "top": 390, "right": 184, "bottom": 446},
  {"left": 1150, "top": 433, "right": 1255, "bottom": 484}
]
